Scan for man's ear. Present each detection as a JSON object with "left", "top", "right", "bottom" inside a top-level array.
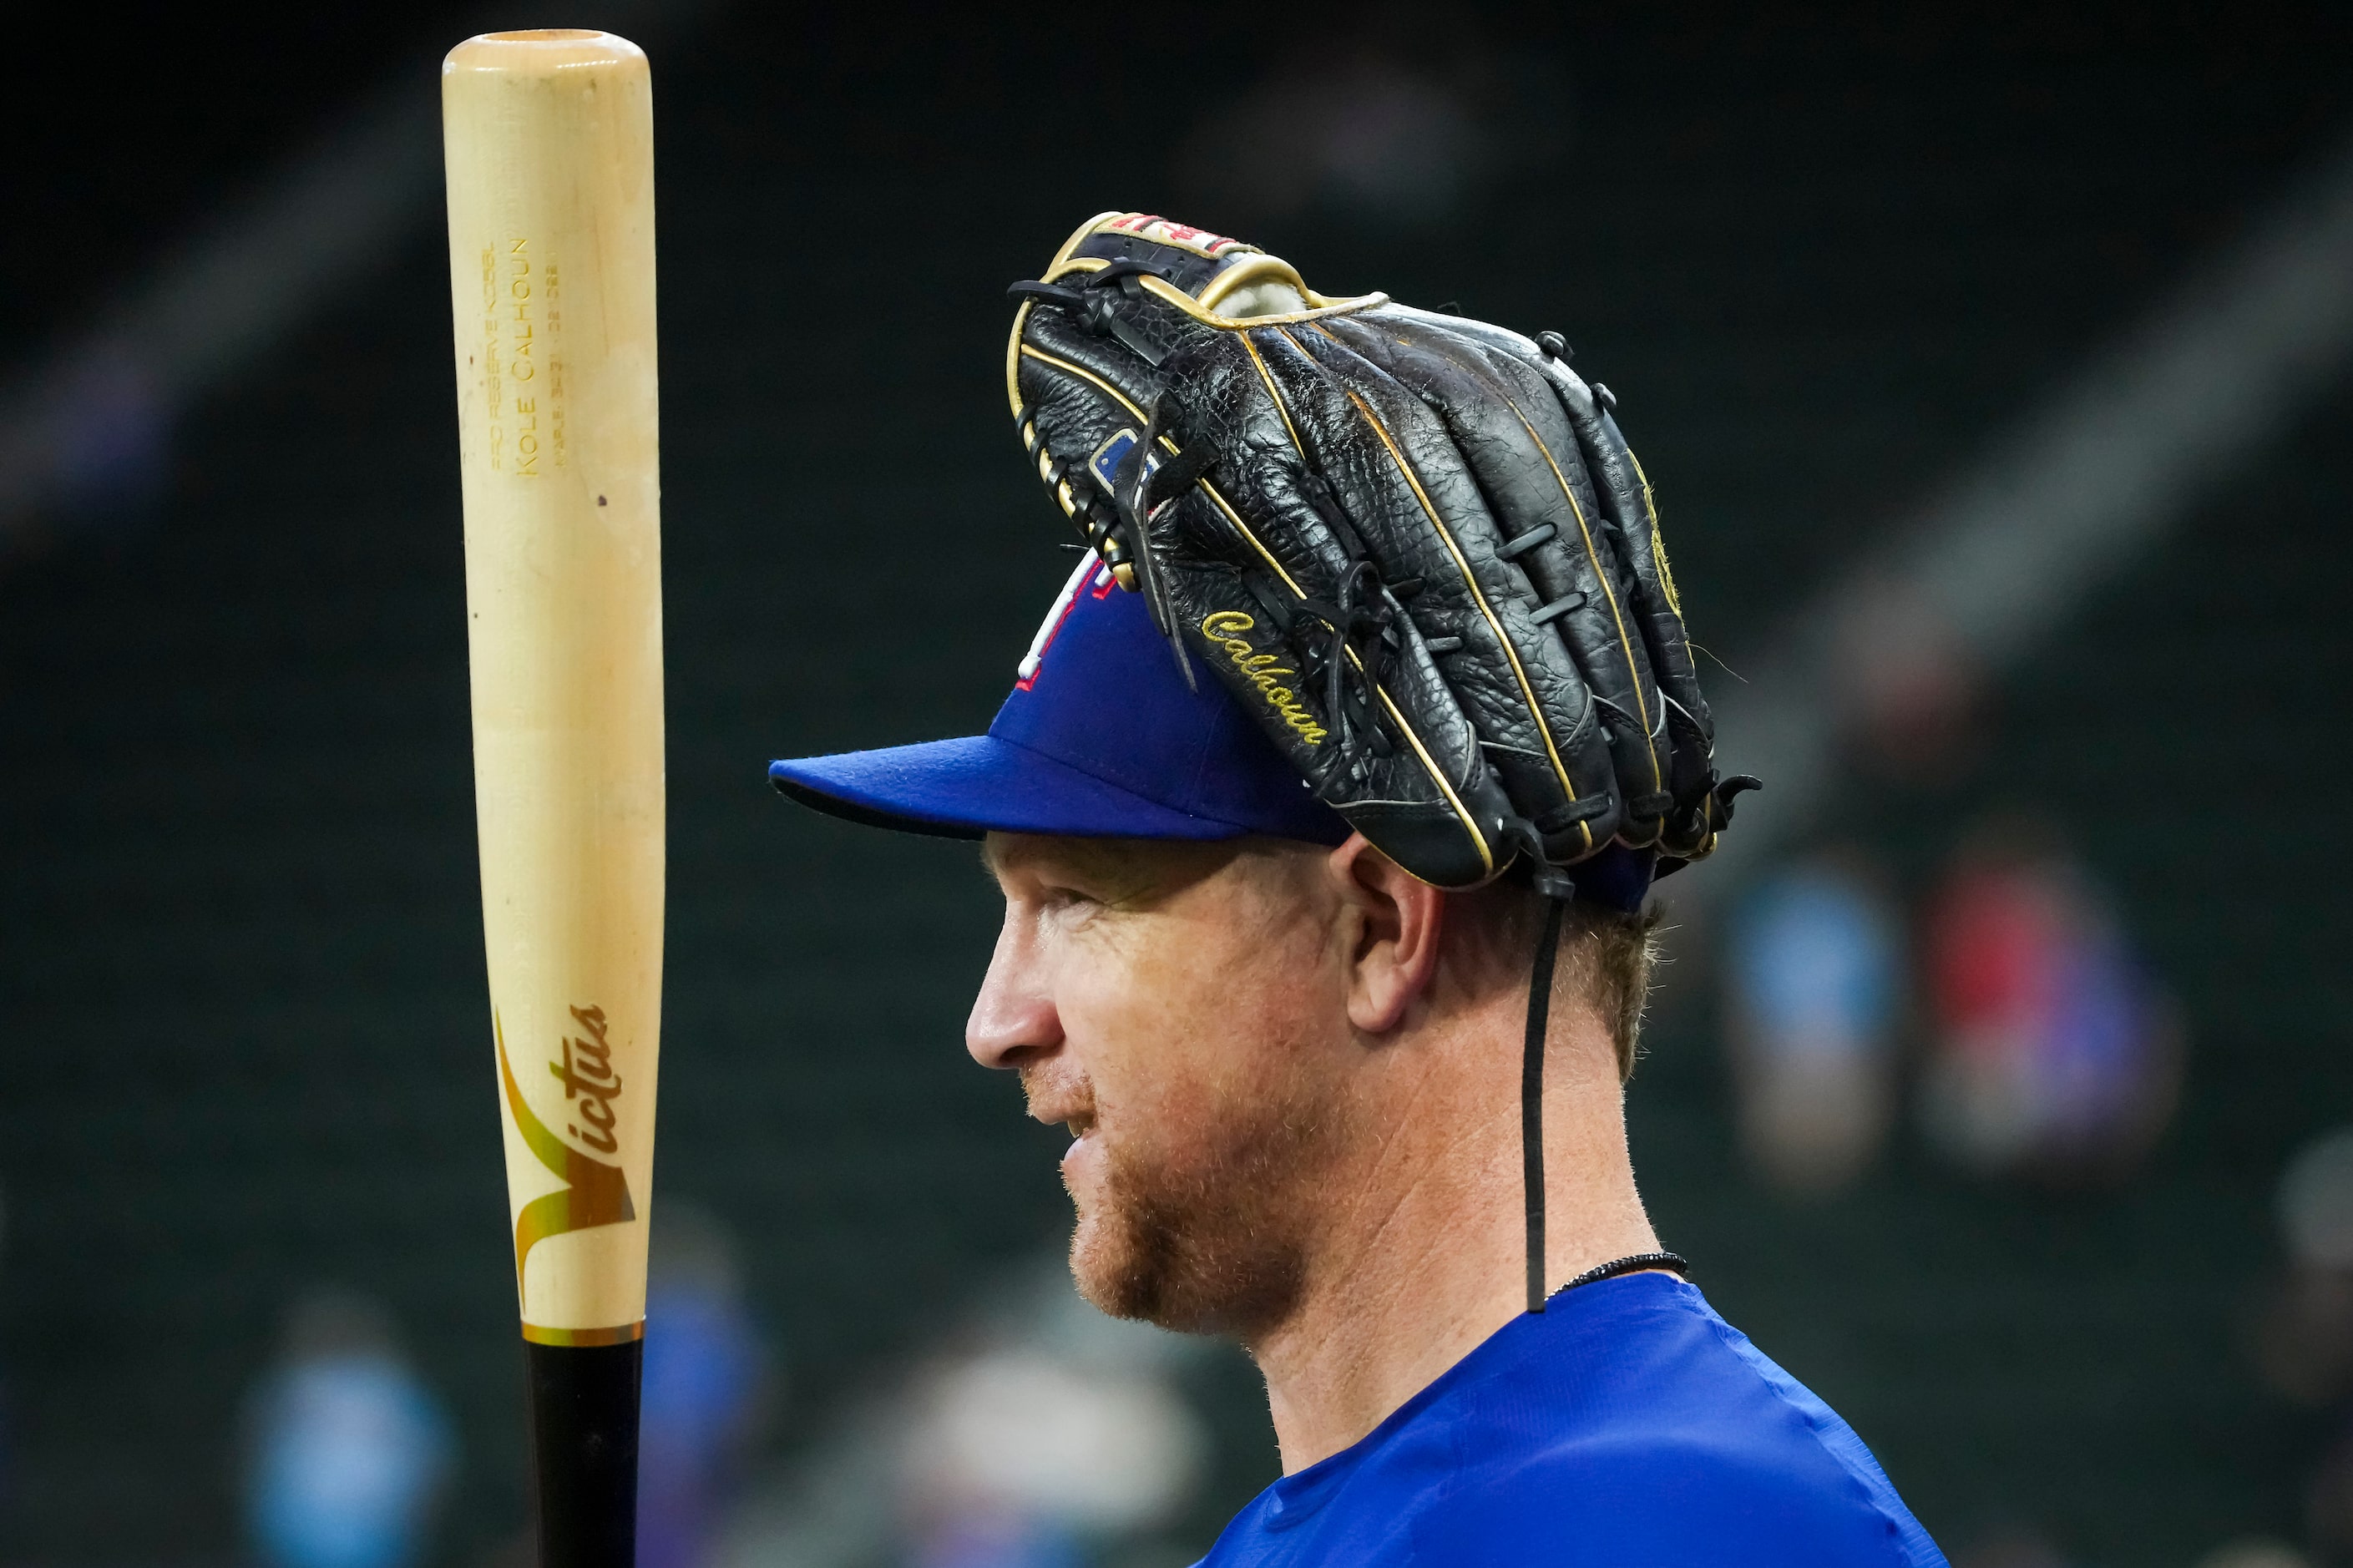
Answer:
[{"left": 1325, "top": 833, "right": 1445, "bottom": 1034}]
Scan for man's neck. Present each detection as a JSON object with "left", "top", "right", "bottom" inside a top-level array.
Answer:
[{"left": 1244, "top": 999, "right": 1662, "bottom": 1474}]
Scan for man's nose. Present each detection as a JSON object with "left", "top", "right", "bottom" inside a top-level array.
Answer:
[{"left": 966, "top": 903, "right": 1062, "bottom": 1070}]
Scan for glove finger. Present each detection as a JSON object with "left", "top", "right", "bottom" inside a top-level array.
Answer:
[
  {"left": 1254, "top": 320, "right": 1623, "bottom": 863},
  {"left": 1325, "top": 308, "right": 1676, "bottom": 848},
  {"left": 1157, "top": 370, "right": 1516, "bottom": 888},
  {"left": 1527, "top": 359, "right": 1720, "bottom": 857},
  {"left": 1420, "top": 302, "right": 1727, "bottom": 859}
]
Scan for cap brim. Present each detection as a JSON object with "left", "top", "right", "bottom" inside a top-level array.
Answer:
[{"left": 768, "top": 734, "right": 1273, "bottom": 842}]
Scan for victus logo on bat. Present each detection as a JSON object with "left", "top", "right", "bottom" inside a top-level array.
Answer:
[
  {"left": 496, "top": 1006, "right": 641, "bottom": 1343},
  {"left": 549, "top": 1004, "right": 625, "bottom": 1152}
]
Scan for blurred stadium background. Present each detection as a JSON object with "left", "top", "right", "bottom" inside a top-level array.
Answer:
[{"left": 2, "top": 5, "right": 2350, "bottom": 1565}]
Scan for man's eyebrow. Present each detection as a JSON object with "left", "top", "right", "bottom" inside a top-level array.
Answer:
[
  {"left": 978, "top": 834, "right": 1212, "bottom": 902},
  {"left": 976, "top": 833, "right": 1121, "bottom": 888}
]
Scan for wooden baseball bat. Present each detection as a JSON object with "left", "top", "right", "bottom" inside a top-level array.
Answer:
[{"left": 442, "top": 30, "right": 664, "bottom": 1565}]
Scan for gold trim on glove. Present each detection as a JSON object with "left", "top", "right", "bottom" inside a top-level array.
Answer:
[{"left": 1323, "top": 362, "right": 1591, "bottom": 854}]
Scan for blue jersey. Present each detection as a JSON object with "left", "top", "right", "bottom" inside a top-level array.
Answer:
[{"left": 1198, "top": 1272, "right": 1944, "bottom": 1566}]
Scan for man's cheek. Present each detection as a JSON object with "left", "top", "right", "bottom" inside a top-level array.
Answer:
[{"left": 1068, "top": 936, "right": 1281, "bottom": 1157}]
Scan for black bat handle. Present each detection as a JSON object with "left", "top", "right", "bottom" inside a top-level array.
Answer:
[{"left": 526, "top": 1339, "right": 642, "bottom": 1565}]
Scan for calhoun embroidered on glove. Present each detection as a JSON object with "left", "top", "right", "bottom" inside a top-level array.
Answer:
[{"left": 1007, "top": 212, "right": 1754, "bottom": 898}]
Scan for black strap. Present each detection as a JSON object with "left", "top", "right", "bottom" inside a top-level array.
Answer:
[
  {"left": 1522, "top": 906, "right": 1686, "bottom": 1314},
  {"left": 1110, "top": 401, "right": 1195, "bottom": 687},
  {"left": 1528, "top": 590, "right": 1588, "bottom": 627},
  {"left": 1522, "top": 897, "right": 1566, "bottom": 1314},
  {"left": 1533, "top": 793, "right": 1616, "bottom": 832},
  {"left": 1005, "top": 276, "right": 1166, "bottom": 366},
  {"left": 1497, "top": 523, "right": 1557, "bottom": 560},
  {"left": 1144, "top": 443, "right": 1212, "bottom": 499}
]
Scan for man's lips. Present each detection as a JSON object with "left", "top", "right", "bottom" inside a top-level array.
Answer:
[
  {"left": 1046, "top": 1109, "right": 1101, "bottom": 1178},
  {"left": 1032, "top": 1102, "right": 1095, "bottom": 1138}
]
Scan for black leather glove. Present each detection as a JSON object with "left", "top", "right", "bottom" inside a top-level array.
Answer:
[{"left": 1008, "top": 212, "right": 1753, "bottom": 896}]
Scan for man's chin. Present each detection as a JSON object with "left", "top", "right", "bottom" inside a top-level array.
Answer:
[
  {"left": 1064, "top": 1186, "right": 1303, "bottom": 1339},
  {"left": 1065, "top": 1206, "right": 1135, "bottom": 1318},
  {"left": 1065, "top": 1195, "right": 1154, "bottom": 1318}
]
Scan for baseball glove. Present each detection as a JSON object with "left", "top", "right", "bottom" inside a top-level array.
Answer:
[{"left": 1007, "top": 212, "right": 1755, "bottom": 898}]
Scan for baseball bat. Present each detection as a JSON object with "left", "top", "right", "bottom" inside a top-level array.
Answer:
[{"left": 442, "top": 30, "right": 664, "bottom": 1565}]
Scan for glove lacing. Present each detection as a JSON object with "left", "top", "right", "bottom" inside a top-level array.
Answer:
[{"left": 1293, "top": 558, "right": 1399, "bottom": 776}]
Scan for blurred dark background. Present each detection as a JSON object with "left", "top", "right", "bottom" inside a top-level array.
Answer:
[{"left": 3, "top": 4, "right": 2351, "bottom": 1565}]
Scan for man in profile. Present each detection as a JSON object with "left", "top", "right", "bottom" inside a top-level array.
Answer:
[{"left": 771, "top": 213, "right": 1944, "bottom": 1565}]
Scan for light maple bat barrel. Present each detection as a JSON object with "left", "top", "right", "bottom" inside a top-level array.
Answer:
[{"left": 443, "top": 29, "right": 663, "bottom": 1565}]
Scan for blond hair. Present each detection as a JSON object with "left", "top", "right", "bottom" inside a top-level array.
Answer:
[{"left": 1447, "top": 883, "right": 1665, "bottom": 1083}]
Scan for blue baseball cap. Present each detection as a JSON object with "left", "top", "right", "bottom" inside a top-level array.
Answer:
[
  {"left": 768, "top": 558, "right": 1657, "bottom": 912},
  {"left": 770, "top": 557, "right": 1349, "bottom": 845}
]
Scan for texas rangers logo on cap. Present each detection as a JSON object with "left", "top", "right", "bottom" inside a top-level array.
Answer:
[{"left": 1016, "top": 555, "right": 1119, "bottom": 690}]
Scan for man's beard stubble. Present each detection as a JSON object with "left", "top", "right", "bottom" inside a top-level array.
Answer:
[{"left": 1066, "top": 1075, "right": 1338, "bottom": 1343}]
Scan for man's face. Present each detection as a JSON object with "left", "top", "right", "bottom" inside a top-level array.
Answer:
[{"left": 969, "top": 833, "right": 1351, "bottom": 1339}]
